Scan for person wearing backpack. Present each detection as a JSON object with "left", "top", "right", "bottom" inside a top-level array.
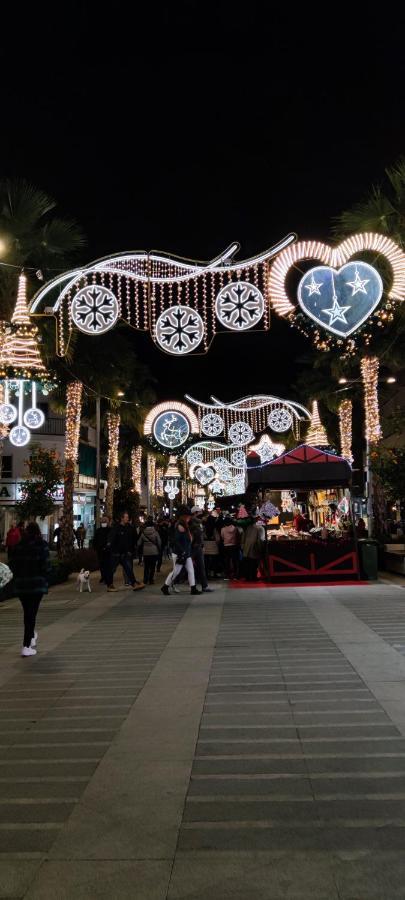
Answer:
[{"left": 137, "top": 518, "right": 161, "bottom": 585}]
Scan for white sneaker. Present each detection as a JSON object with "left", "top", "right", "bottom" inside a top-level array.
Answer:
[
  {"left": 172, "top": 585, "right": 180, "bottom": 593},
  {"left": 21, "top": 646, "right": 37, "bottom": 657},
  {"left": 30, "top": 631, "right": 38, "bottom": 649}
]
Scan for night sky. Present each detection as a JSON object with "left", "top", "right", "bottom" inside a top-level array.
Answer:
[{"left": 2, "top": 5, "right": 405, "bottom": 404}]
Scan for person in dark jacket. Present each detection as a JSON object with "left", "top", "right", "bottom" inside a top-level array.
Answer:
[
  {"left": 137, "top": 517, "right": 161, "bottom": 585},
  {"left": 161, "top": 509, "right": 201, "bottom": 596},
  {"left": 93, "top": 515, "right": 116, "bottom": 591},
  {"left": 190, "top": 507, "right": 213, "bottom": 593},
  {"left": 10, "top": 522, "right": 49, "bottom": 657},
  {"left": 109, "top": 511, "right": 144, "bottom": 591}
]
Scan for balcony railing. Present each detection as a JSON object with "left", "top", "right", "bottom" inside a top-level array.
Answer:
[{"left": 35, "top": 418, "right": 65, "bottom": 436}]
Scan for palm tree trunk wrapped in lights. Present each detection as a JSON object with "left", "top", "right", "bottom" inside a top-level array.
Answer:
[
  {"left": 61, "top": 381, "right": 83, "bottom": 558},
  {"left": 338, "top": 399, "right": 353, "bottom": 462},
  {"left": 360, "top": 356, "right": 382, "bottom": 443},
  {"left": 131, "top": 446, "right": 142, "bottom": 495},
  {"left": 105, "top": 411, "right": 120, "bottom": 519}
]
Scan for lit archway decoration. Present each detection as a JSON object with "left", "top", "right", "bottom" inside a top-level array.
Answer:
[{"left": 144, "top": 401, "right": 199, "bottom": 451}]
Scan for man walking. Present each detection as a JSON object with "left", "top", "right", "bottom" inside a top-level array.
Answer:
[
  {"left": 110, "top": 512, "right": 144, "bottom": 591},
  {"left": 190, "top": 507, "right": 213, "bottom": 593},
  {"left": 94, "top": 515, "right": 116, "bottom": 591}
]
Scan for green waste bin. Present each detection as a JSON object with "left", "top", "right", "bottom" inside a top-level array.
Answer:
[{"left": 358, "top": 539, "right": 379, "bottom": 581}]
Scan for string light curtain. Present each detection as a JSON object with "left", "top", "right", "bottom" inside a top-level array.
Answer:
[
  {"left": 361, "top": 356, "right": 382, "bottom": 443},
  {"left": 1, "top": 274, "right": 47, "bottom": 378},
  {"left": 105, "top": 412, "right": 121, "bottom": 518},
  {"left": 131, "top": 446, "right": 142, "bottom": 494},
  {"left": 305, "top": 400, "right": 328, "bottom": 447},
  {"left": 339, "top": 400, "right": 353, "bottom": 462}
]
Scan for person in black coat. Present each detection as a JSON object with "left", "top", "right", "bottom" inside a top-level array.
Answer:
[
  {"left": 93, "top": 515, "right": 115, "bottom": 591},
  {"left": 109, "top": 511, "right": 144, "bottom": 590},
  {"left": 10, "top": 522, "right": 49, "bottom": 657}
]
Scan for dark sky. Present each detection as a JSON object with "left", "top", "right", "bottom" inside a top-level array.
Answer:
[{"left": 2, "top": 4, "right": 405, "bottom": 404}]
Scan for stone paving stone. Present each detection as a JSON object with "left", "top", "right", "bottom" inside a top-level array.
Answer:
[{"left": 26, "top": 860, "right": 172, "bottom": 900}]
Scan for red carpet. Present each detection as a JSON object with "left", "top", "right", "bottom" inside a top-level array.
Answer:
[{"left": 228, "top": 580, "right": 369, "bottom": 589}]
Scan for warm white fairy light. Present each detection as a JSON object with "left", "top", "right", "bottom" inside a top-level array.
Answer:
[
  {"left": 268, "top": 233, "right": 405, "bottom": 317},
  {"left": 361, "top": 356, "right": 382, "bottom": 442},
  {"left": 2, "top": 274, "right": 48, "bottom": 378},
  {"left": 305, "top": 401, "right": 329, "bottom": 447},
  {"left": 107, "top": 412, "right": 120, "bottom": 468},
  {"left": 155, "top": 466, "right": 164, "bottom": 496},
  {"left": 131, "top": 446, "right": 142, "bottom": 494},
  {"left": 339, "top": 399, "right": 353, "bottom": 462},
  {"left": 147, "top": 453, "right": 156, "bottom": 496},
  {"left": 144, "top": 401, "right": 199, "bottom": 435},
  {"left": 65, "top": 382, "right": 83, "bottom": 462}
]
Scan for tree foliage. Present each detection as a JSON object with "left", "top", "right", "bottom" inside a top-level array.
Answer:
[{"left": 16, "top": 446, "right": 63, "bottom": 521}]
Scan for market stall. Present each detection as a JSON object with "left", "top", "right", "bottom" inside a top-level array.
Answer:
[{"left": 247, "top": 444, "right": 359, "bottom": 584}]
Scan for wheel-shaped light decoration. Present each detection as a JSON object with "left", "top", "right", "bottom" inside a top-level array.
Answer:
[
  {"left": 71, "top": 285, "right": 119, "bottom": 335},
  {"left": 155, "top": 304, "right": 204, "bottom": 355},
  {"left": 213, "top": 458, "right": 231, "bottom": 479},
  {"left": 0, "top": 403, "right": 17, "bottom": 425},
  {"left": 228, "top": 421, "right": 254, "bottom": 446},
  {"left": 201, "top": 413, "right": 224, "bottom": 436},
  {"left": 187, "top": 449, "right": 204, "bottom": 465},
  {"left": 194, "top": 465, "right": 215, "bottom": 485},
  {"left": 9, "top": 425, "right": 30, "bottom": 447},
  {"left": 231, "top": 449, "right": 246, "bottom": 467},
  {"left": 23, "top": 408, "right": 45, "bottom": 429},
  {"left": 215, "top": 281, "right": 265, "bottom": 330},
  {"left": 153, "top": 411, "right": 190, "bottom": 449},
  {"left": 216, "top": 466, "right": 232, "bottom": 482},
  {"left": 268, "top": 407, "right": 293, "bottom": 433}
]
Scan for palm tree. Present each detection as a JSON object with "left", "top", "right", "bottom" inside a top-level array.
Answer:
[
  {"left": 334, "top": 157, "right": 405, "bottom": 247},
  {"left": 60, "top": 382, "right": 83, "bottom": 559},
  {"left": 0, "top": 178, "right": 85, "bottom": 318}
]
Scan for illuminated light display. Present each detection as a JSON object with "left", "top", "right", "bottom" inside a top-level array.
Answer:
[
  {"left": 131, "top": 446, "right": 142, "bottom": 494},
  {"left": 228, "top": 421, "right": 254, "bottom": 446},
  {"left": 65, "top": 382, "right": 83, "bottom": 462},
  {"left": 268, "top": 407, "right": 293, "bottom": 433},
  {"left": 186, "top": 394, "right": 310, "bottom": 442},
  {"left": 107, "top": 412, "right": 120, "bottom": 468},
  {"left": 268, "top": 233, "right": 405, "bottom": 318},
  {"left": 144, "top": 401, "right": 199, "bottom": 451},
  {"left": 201, "top": 413, "right": 224, "bottom": 437},
  {"left": 1, "top": 275, "right": 48, "bottom": 379},
  {"left": 305, "top": 401, "right": 329, "bottom": 447},
  {"left": 194, "top": 465, "right": 215, "bottom": 485},
  {"left": 71, "top": 285, "right": 119, "bottom": 335},
  {"left": 215, "top": 282, "right": 264, "bottom": 331},
  {"left": 361, "top": 356, "right": 382, "bottom": 443},
  {"left": 298, "top": 262, "right": 383, "bottom": 337},
  {"left": 231, "top": 449, "right": 246, "bottom": 467},
  {"left": 155, "top": 305, "right": 204, "bottom": 355},
  {"left": 339, "top": 400, "right": 353, "bottom": 462},
  {"left": 248, "top": 433, "right": 285, "bottom": 463},
  {"left": 147, "top": 454, "right": 156, "bottom": 499}
]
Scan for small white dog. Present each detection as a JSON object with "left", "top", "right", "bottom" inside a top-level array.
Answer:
[{"left": 76, "top": 569, "right": 91, "bottom": 592}]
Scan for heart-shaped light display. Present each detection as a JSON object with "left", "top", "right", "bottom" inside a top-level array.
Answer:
[
  {"left": 195, "top": 465, "right": 215, "bottom": 485},
  {"left": 298, "top": 261, "right": 383, "bottom": 337}
]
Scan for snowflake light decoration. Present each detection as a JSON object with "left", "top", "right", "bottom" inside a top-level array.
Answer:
[
  {"left": 71, "top": 286, "right": 119, "bottom": 335},
  {"left": 215, "top": 281, "right": 264, "bottom": 331},
  {"left": 155, "top": 304, "right": 204, "bottom": 355},
  {"left": 187, "top": 449, "right": 204, "bottom": 465},
  {"left": 268, "top": 407, "right": 293, "bottom": 433},
  {"left": 228, "top": 421, "right": 254, "bottom": 446},
  {"left": 213, "top": 456, "right": 229, "bottom": 469},
  {"left": 201, "top": 413, "right": 224, "bottom": 436},
  {"left": 0, "top": 403, "right": 17, "bottom": 425},
  {"left": 249, "top": 433, "right": 285, "bottom": 463},
  {"left": 231, "top": 449, "right": 246, "bottom": 467}
]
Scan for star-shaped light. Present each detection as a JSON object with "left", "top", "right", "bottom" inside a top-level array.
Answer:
[
  {"left": 346, "top": 266, "right": 369, "bottom": 296},
  {"left": 305, "top": 273, "right": 323, "bottom": 296},
  {"left": 322, "top": 296, "right": 350, "bottom": 326}
]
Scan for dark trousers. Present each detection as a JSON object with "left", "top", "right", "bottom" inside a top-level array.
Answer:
[
  {"left": 99, "top": 554, "right": 113, "bottom": 587},
  {"left": 112, "top": 554, "right": 136, "bottom": 586},
  {"left": 224, "top": 546, "right": 239, "bottom": 579},
  {"left": 143, "top": 555, "right": 158, "bottom": 584},
  {"left": 193, "top": 546, "right": 208, "bottom": 589},
  {"left": 243, "top": 557, "right": 259, "bottom": 581},
  {"left": 19, "top": 594, "right": 43, "bottom": 647}
]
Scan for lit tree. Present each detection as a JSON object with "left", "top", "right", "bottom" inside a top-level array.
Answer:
[
  {"left": 105, "top": 411, "right": 120, "bottom": 519},
  {"left": 61, "top": 381, "right": 83, "bottom": 558}
]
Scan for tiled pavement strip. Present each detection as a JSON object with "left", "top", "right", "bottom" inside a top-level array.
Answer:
[{"left": 2, "top": 579, "right": 405, "bottom": 897}]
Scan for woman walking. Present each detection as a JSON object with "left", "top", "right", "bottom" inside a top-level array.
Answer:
[
  {"left": 10, "top": 522, "right": 49, "bottom": 658},
  {"left": 161, "top": 509, "right": 201, "bottom": 596},
  {"left": 137, "top": 517, "right": 161, "bottom": 585}
]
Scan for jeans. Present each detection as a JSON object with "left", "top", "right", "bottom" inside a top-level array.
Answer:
[
  {"left": 112, "top": 553, "right": 137, "bottom": 586},
  {"left": 144, "top": 556, "right": 158, "bottom": 584},
  {"left": 224, "top": 546, "right": 239, "bottom": 579},
  {"left": 165, "top": 556, "right": 195, "bottom": 588},
  {"left": 192, "top": 546, "right": 208, "bottom": 589},
  {"left": 19, "top": 594, "right": 43, "bottom": 647}
]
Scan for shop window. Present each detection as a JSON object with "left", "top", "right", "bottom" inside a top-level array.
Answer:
[{"left": 1, "top": 456, "right": 12, "bottom": 478}]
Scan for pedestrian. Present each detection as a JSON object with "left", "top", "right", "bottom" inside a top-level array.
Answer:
[
  {"left": 203, "top": 515, "right": 221, "bottom": 578},
  {"left": 5, "top": 521, "right": 22, "bottom": 559},
  {"left": 138, "top": 517, "right": 161, "bottom": 584},
  {"left": 94, "top": 515, "right": 116, "bottom": 591},
  {"left": 161, "top": 508, "right": 201, "bottom": 596},
  {"left": 75, "top": 523, "right": 86, "bottom": 549},
  {"left": 190, "top": 507, "right": 213, "bottom": 592},
  {"left": 110, "top": 511, "right": 144, "bottom": 590},
  {"left": 242, "top": 518, "right": 264, "bottom": 581},
  {"left": 9, "top": 522, "right": 49, "bottom": 657},
  {"left": 156, "top": 518, "right": 169, "bottom": 571},
  {"left": 356, "top": 517, "right": 368, "bottom": 538},
  {"left": 220, "top": 516, "right": 240, "bottom": 580}
]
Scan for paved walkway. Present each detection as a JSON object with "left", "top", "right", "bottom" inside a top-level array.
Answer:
[{"left": 2, "top": 573, "right": 405, "bottom": 898}]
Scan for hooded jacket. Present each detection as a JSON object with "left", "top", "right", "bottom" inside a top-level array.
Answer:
[{"left": 137, "top": 526, "right": 161, "bottom": 557}]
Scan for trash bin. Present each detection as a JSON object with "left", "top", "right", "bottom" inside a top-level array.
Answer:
[{"left": 358, "top": 539, "right": 379, "bottom": 581}]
